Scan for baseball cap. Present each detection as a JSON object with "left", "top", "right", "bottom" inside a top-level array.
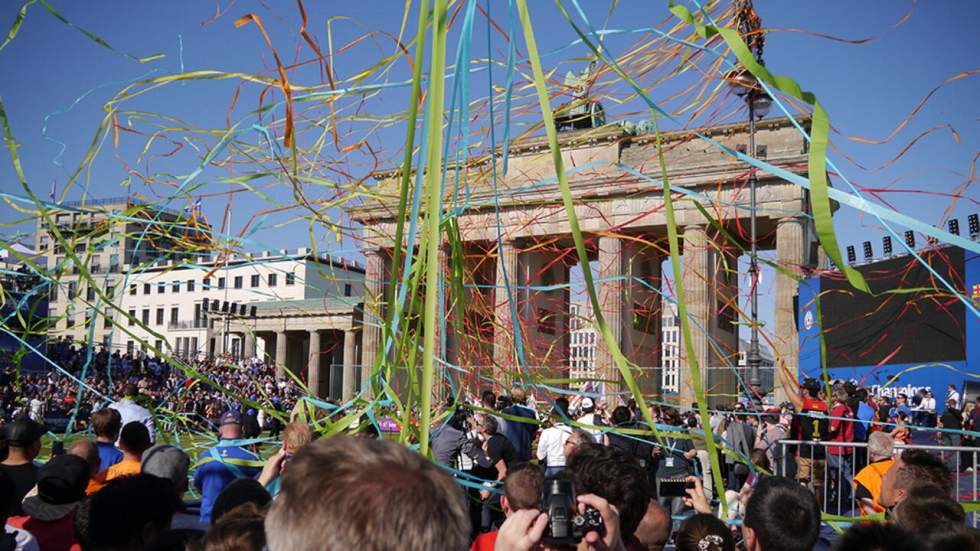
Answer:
[
  {"left": 220, "top": 410, "right": 242, "bottom": 427},
  {"left": 4, "top": 417, "right": 43, "bottom": 446},
  {"left": 141, "top": 444, "right": 191, "bottom": 484},
  {"left": 22, "top": 454, "right": 89, "bottom": 521}
]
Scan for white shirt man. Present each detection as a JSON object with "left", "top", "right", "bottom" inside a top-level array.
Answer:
[
  {"left": 28, "top": 398, "right": 44, "bottom": 423},
  {"left": 946, "top": 387, "right": 960, "bottom": 410},
  {"left": 108, "top": 384, "right": 155, "bottom": 444},
  {"left": 575, "top": 397, "right": 604, "bottom": 443},
  {"left": 536, "top": 422, "right": 571, "bottom": 475}
]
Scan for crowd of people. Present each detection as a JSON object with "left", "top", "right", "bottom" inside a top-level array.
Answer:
[
  {"left": 0, "top": 340, "right": 303, "bottom": 436},
  {"left": 0, "top": 345, "right": 977, "bottom": 550}
]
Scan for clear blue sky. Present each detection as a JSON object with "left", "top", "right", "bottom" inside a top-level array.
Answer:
[{"left": 1, "top": 0, "right": 977, "bottom": 339}]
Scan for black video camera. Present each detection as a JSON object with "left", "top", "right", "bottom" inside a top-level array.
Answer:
[{"left": 541, "top": 479, "right": 604, "bottom": 546}]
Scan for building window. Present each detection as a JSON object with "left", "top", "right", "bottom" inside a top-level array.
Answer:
[
  {"left": 142, "top": 309, "right": 150, "bottom": 325},
  {"left": 187, "top": 280, "right": 195, "bottom": 292},
  {"left": 203, "top": 277, "right": 211, "bottom": 289},
  {"left": 143, "top": 283, "right": 151, "bottom": 295},
  {"left": 158, "top": 282, "right": 165, "bottom": 294},
  {"left": 250, "top": 275, "right": 260, "bottom": 288},
  {"left": 218, "top": 277, "right": 226, "bottom": 290},
  {"left": 128, "top": 309, "right": 136, "bottom": 326},
  {"left": 234, "top": 276, "right": 243, "bottom": 289},
  {"left": 129, "top": 284, "right": 137, "bottom": 296},
  {"left": 170, "top": 307, "right": 179, "bottom": 325},
  {"left": 86, "top": 287, "right": 95, "bottom": 302},
  {"left": 191, "top": 337, "right": 198, "bottom": 354},
  {"left": 103, "top": 313, "right": 112, "bottom": 329},
  {"left": 172, "top": 281, "right": 180, "bottom": 293},
  {"left": 127, "top": 341, "right": 134, "bottom": 355},
  {"left": 156, "top": 308, "right": 164, "bottom": 325},
  {"left": 268, "top": 274, "right": 277, "bottom": 287},
  {"left": 67, "top": 282, "right": 76, "bottom": 300},
  {"left": 155, "top": 340, "right": 163, "bottom": 355},
  {"left": 285, "top": 272, "right": 295, "bottom": 285},
  {"left": 66, "top": 313, "right": 74, "bottom": 328},
  {"left": 50, "top": 285, "right": 58, "bottom": 302},
  {"left": 344, "top": 283, "right": 351, "bottom": 297}
]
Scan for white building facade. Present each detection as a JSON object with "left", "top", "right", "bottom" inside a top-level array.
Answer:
[{"left": 115, "top": 249, "right": 363, "bottom": 359}]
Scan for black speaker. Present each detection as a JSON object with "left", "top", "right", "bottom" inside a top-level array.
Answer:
[
  {"left": 969, "top": 214, "right": 979, "bottom": 236},
  {"left": 882, "top": 236, "right": 892, "bottom": 256},
  {"left": 862, "top": 241, "right": 873, "bottom": 260},
  {"left": 948, "top": 218, "right": 960, "bottom": 236},
  {"left": 846, "top": 245, "right": 856, "bottom": 264},
  {"left": 904, "top": 230, "right": 915, "bottom": 249}
]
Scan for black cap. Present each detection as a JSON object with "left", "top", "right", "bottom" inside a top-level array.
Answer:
[
  {"left": 37, "top": 454, "right": 90, "bottom": 505},
  {"left": 4, "top": 417, "right": 43, "bottom": 446},
  {"left": 211, "top": 478, "right": 271, "bottom": 523}
]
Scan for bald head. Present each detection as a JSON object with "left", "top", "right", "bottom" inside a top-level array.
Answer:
[
  {"left": 634, "top": 499, "right": 671, "bottom": 551},
  {"left": 70, "top": 439, "right": 101, "bottom": 476}
]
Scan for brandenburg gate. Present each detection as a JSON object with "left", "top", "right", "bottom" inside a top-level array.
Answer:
[{"left": 351, "top": 115, "right": 819, "bottom": 406}]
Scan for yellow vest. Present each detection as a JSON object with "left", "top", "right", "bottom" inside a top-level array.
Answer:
[{"left": 854, "top": 459, "right": 893, "bottom": 514}]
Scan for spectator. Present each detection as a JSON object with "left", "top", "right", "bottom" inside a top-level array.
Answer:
[
  {"left": 937, "top": 399, "right": 962, "bottom": 472},
  {"left": 0, "top": 418, "right": 42, "bottom": 517},
  {"left": 141, "top": 444, "right": 204, "bottom": 531},
  {"left": 790, "top": 378, "right": 828, "bottom": 507},
  {"left": 67, "top": 440, "right": 103, "bottom": 495},
  {"left": 742, "top": 476, "right": 821, "bottom": 551},
  {"left": 606, "top": 406, "right": 655, "bottom": 478},
  {"left": 563, "top": 428, "right": 595, "bottom": 463},
  {"left": 675, "top": 513, "right": 735, "bottom": 551},
  {"left": 921, "top": 526, "right": 980, "bottom": 551},
  {"left": 889, "top": 484, "right": 965, "bottom": 536},
  {"left": 259, "top": 422, "right": 313, "bottom": 495},
  {"left": 536, "top": 398, "right": 572, "bottom": 477},
  {"left": 723, "top": 404, "right": 755, "bottom": 491},
  {"left": 830, "top": 521, "right": 919, "bottom": 551},
  {"left": 265, "top": 436, "right": 469, "bottom": 551},
  {"left": 90, "top": 408, "right": 123, "bottom": 473},
  {"left": 576, "top": 397, "right": 605, "bottom": 443},
  {"left": 481, "top": 390, "right": 506, "bottom": 438},
  {"left": 7, "top": 454, "right": 89, "bottom": 551},
  {"left": 105, "top": 421, "right": 151, "bottom": 482},
  {"left": 499, "top": 386, "right": 537, "bottom": 462},
  {"left": 565, "top": 443, "right": 652, "bottom": 543},
  {"left": 201, "top": 502, "right": 266, "bottom": 551},
  {"left": 470, "top": 463, "right": 544, "bottom": 551},
  {"left": 0, "top": 469, "right": 39, "bottom": 551},
  {"left": 877, "top": 449, "right": 951, "bottom": 511},
  {"left": 754, "top": 408, "right": 788, "bottom": 477},
  {"left": 944, "top": 384, "right": 960, "bottom": 411},
  {"left": 83, "top": 474, "right": 182, "bottom": 550},
  {"left": 633, "top": 500, "right": 671, "bottom": 551},
  {"left": 194, "top": 411, "right": 262, "bottom": 524},
  {"left": 653, "top": 409, "right": 696, "bottom": 526},
  {"left": 853, "top": 432, "right": 894, "bottom": 515},
  {"left": 475, "top": 414, "right": 516, "bottom": 531},
  {"left": 211, "top": 478, "right": 271, "bottom": 526},
  {"left": 108, "top": 383, "right": 155, "bottom": 444},
  {"left": 826, "top": 385, "right": 856, "bottom": 512},
  {"left": 492, "top": 493, "right": 626, "bottom": 551}
]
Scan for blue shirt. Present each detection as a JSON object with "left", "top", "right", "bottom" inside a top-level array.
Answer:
[
  {"left": 855, "top": 402, "right": 874, "bottom": 441},
  {"left": 96, "top": 441, "right": 123, "bottom": 472},
  {"left": 500, "top": 405, "right": 537, "bottom": 462},
  {"left": 193, "top": 441, "right": 261, "bottom": 523}
]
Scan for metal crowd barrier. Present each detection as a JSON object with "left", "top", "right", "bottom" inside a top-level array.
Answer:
[{"left": 777, "top": 439, "right": 978, "bottom": 528}]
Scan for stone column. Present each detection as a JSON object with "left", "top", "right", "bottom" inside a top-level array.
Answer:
[
  {"left": 596, "top": 235, "right": 625, "bottom": 403},
  {"left": 243, "top": 332, "right": 257, "bottom": 359},
  {"left": 308, "top": 330, "right": 322, "bottom": 398},
  {"left": 493, "top": 240, "right": 519, "bottom": 387},
  {"left": 774, "top": 217, "right": 805, "bottom": 405},
  {"left": 679, "top": 226, "right": 709, "bottom": 408},
  {"left": 360, "top": 250, "right": 385, "bottom": 397},
  {"left": 342, "top": 329, "right": 358, "bottom": 401},
  {"left": 275, "top": 331, "right": 288, "bottom": 380}
]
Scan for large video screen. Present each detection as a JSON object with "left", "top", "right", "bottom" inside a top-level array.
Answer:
[{"left": 820, "top": 247, "right": 966, "bottom": 368}]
